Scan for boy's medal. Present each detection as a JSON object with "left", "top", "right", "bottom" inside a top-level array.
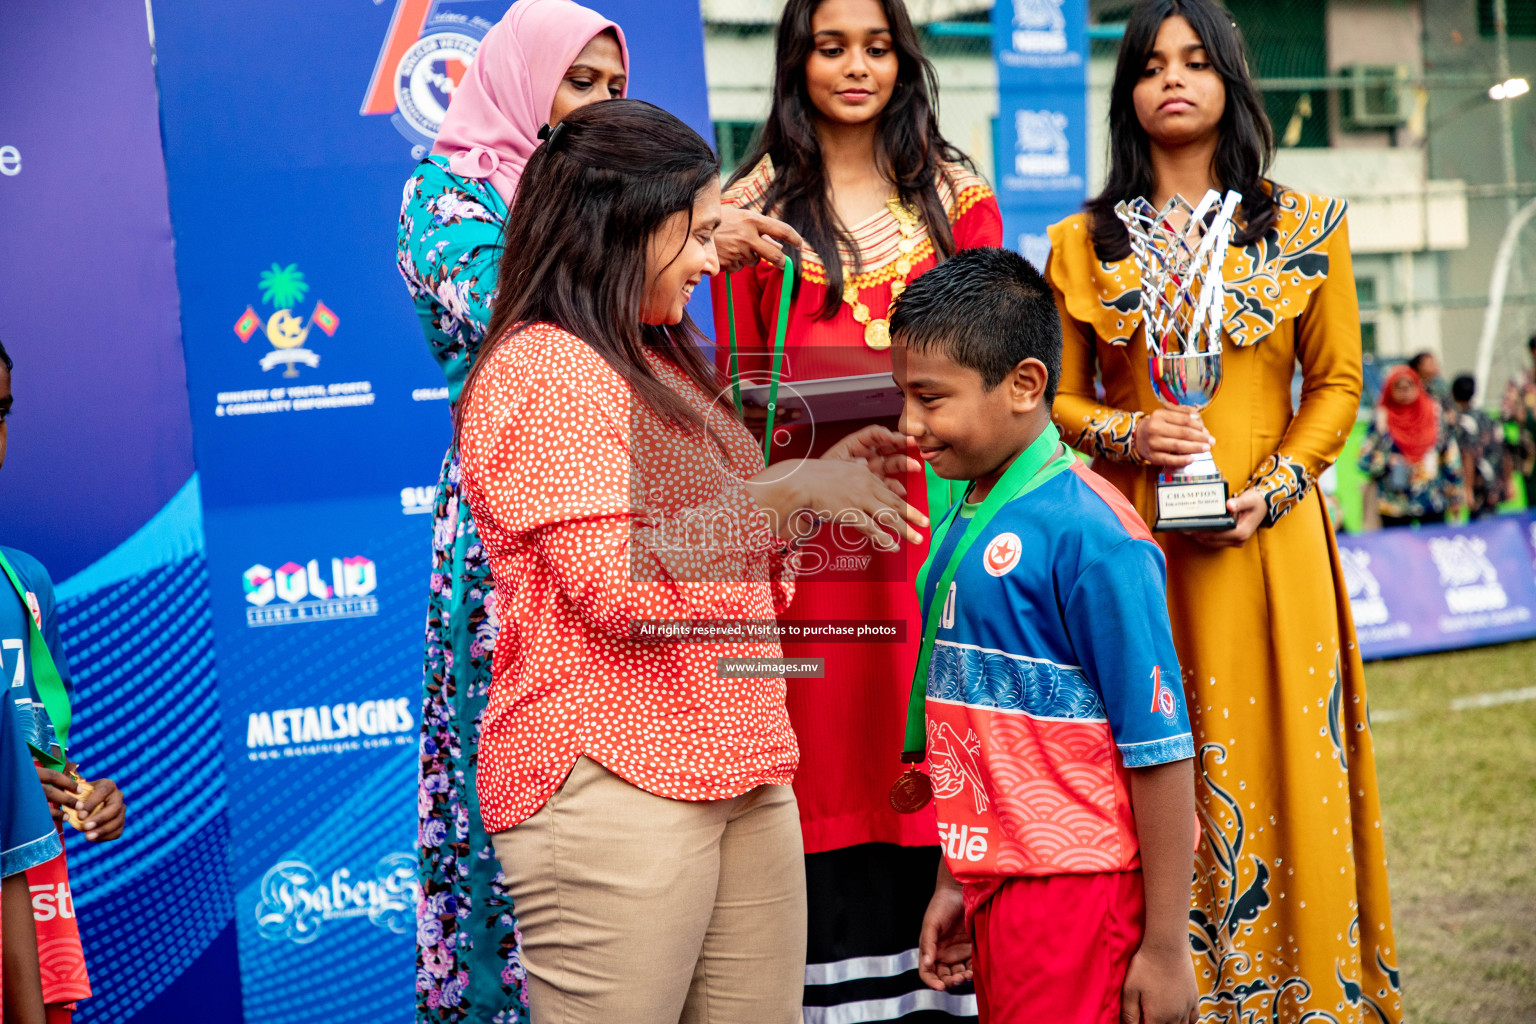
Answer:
[
  {"left": 891, "top": 424, "right": 1065, "bottom": 813},
  {"left": 888, "top": 767, "right": 933, "bottom": 813}
]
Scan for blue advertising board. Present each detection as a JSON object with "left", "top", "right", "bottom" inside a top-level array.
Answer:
[
  {"left": 145, "top": 1, "right": 715, "bottom": 1020},
  {"left": 0, "top": 3, "right": 242, "bottom": 1022},
  {"left": 1339, "top": 514, "right": 1536, "bottom": 661},
  {"left": 992, "top": 0, "right": 1089, "bottom": 271}
]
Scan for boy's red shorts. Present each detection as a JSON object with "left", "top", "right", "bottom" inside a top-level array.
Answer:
[{"left": 970, "top": 870, "right": 1145, "bottom": 1024}]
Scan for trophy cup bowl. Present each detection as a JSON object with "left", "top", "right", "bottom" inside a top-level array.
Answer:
[
  {"left": 1115, "top": 188, "right": 1243, "bottom": 532},
  {"left": 1147, "top": 348, "right": 1233, "bottom": 530}
]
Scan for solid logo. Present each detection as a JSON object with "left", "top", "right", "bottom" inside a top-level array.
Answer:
[
  {"left": 233, "top": 264, "right": 339, "bottom": 378},
  {"left": 1011, "top": 0, "right": 1067, "bottom": 54},
  {"left": 243, "top": 556, "right": 378, "bottom": 627},
  {"left": 254, "top": 853, "right": 417, "bottom": 945},
  {"left": 1015, "top": 110, "right": 1071, "bottom": 178},
  {"left": 360, "top": 0, "right": 496, "bottom": 155},
  {"left": 983, "top": 532, "right": 1023, "bottom": 577},
  {"left": 1149, "top": 665, "right": 1178, "bottom": 721}
]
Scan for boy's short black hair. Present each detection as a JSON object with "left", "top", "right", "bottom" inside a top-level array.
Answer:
[
  {"left": 0, "top": 338, "right": 10, "bottom": 372},
  {"left": 1452, "top": 373, "right": 1476, "bottom": 404},
  {"left": 1407, "top": 350, "right": 1437, "bottom": 374},
  {"left": 888, "top": 247, "right": 1061, "bottom": 401}
]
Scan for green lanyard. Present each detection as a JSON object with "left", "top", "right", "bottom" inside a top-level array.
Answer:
[
  {"left": 901, "top": 423, "right": 1065, "bottom": 759},
  {"left": 725, "top": 256, "right": 796, "bottom": 465},
  {"left": 0, "top": 549, "right": 71, "bottom": 771}
]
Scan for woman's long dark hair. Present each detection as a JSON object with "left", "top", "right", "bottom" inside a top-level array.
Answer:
[
  {"left": 460, "top": 100, "right": 722, "bottom": 439},
  {"left": 1085, "top": 0, "right": 1277, "bottom": 261},
  {"left": 730, "top": 0, "right": 973, "bottom": 319}
]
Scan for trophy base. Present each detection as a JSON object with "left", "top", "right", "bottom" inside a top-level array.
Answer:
[{"left": 1154, "top": 476, "right": 1235, "bottom": 532}]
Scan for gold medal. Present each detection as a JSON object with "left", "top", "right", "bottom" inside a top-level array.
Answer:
[
  {"left": 865, "top": 318, "right": 891, "bottom": 351},
  {"left": 888, "top": 768, "right": 933, "bottom": 813}
]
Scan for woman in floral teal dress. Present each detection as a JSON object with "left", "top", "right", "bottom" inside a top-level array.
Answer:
[{"left": 396, "top": 2, "right": 629, "bottom": 1020}]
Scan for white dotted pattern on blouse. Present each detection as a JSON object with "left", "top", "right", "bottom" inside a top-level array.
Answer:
[{"left": 458, "top": 322, "right": 801, "bottom": 829}]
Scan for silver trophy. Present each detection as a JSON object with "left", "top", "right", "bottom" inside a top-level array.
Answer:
[{"left": 1114, "top": 189, "right": 1242, "bottom": 531}]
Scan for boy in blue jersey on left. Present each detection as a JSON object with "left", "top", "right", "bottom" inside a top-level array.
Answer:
[
  {"left": 0, "top": 339, "right": 127, "bottom": 1021},
  {"left": 888, "top": 249, "right": 1198, "bottom": 1024}
]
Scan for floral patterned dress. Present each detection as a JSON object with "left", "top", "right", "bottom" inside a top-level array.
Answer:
[
  {"left": 397, "top": 155, "right": 528, "bottom": 1024},
  {"left": 1358, "top": 416, "right": 1463, "bottom": 522}
]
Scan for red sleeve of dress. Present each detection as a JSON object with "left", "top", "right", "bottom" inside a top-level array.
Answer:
[{"left": 954, "top": 193, "right": 1004, "bottom": 249}]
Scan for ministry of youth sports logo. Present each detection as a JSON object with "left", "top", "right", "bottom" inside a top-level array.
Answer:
[{"left": 233, "top": 264, "right": 339, "bottom": 378}]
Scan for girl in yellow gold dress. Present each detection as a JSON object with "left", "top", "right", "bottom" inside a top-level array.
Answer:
[{"left": 1045, "top": 2, "right": 1401, "bottom": 1022}]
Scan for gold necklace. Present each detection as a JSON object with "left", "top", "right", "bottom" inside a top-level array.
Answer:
[{"left": 842, "top": 198, "right": 922, "bottom": 351}]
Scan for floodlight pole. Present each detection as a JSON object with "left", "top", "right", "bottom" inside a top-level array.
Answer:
[
  {"left": 1474, "top": 194, "right": 1536, "bottom": 396},
  {"left": 1496, "top": 0, "right": 1519, "bottom": 220}
]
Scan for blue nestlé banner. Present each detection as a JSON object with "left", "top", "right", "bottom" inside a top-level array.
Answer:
[
  {"left": 992, "top": 0, "right": 1089, "bottom": 271},
  {"left": 1339, "top": 513, "right": 1536, "bottom": 661},
  {"left": 147, "top": 2, "right": 713, "bottom": 1021}
]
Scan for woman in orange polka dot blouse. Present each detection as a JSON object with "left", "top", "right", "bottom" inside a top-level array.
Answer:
[{"left": 456, "top": 100, "right": 927, "bottom": 1024}]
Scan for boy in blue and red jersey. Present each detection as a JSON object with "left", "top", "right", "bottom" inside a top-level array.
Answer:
[{"left": 889, "top": 249, "right": 1199, "bottom": 1024}]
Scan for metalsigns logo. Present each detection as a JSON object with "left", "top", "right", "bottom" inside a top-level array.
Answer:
[
  {"left": 254, "top": 853, "right": 417, "bottom": 945},
  {"left": 360, "top": 0, "right": 498, "bottom": 156},
  {"left": 244, "top": 556, "right": 379, "bottom": 627},
  {"left": 233, "top": 264, "right": 340, "bottom": 378},
  {"left": 246, "top": 697, "right": 414, "bottom": 761},
  {"left": 1012, "top": 0, "right": 1067, "bottom": 54}
]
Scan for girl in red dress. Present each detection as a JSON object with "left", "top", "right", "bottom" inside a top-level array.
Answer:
[{"left": 710, "top": 0, "right": 1002, "bottom": 1014}]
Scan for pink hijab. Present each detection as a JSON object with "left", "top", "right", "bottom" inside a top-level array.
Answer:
[{"left": 430, "top": 0, "right": 628, "bottom": 203}]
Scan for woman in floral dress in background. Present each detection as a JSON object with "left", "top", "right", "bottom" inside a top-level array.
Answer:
[{"left": 396, "top": 2, "right": 629, "bottom": 1019}]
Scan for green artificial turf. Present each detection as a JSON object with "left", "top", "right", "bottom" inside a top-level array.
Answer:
[{"left": 1366, "top": 639, "right": 1536, "bottom": 1024}]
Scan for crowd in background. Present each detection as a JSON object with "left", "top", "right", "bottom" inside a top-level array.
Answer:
[{"left": 1353, "top": 336, "right": 1536, "bottom": 528}]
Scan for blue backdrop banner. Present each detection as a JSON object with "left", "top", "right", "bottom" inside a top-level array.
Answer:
[
  {"left": 147, "top": 1, "right": 713, "bottom": 1020},
  {"left": 0, "top": 2, "right": 242, "bottom": 1022},
  {"left": 1339, "top": 513, "right": 1536, "bottom": 661},
  {"left": 992, "top": 0, "right": 1089, "bottom": 271}
]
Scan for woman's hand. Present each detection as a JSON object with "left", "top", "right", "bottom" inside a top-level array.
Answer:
[
  {"left": 715, "top": 207, "right": 806, "bottom": 274},
  {"left": 1189, "top": 488, "right": 1266, "bottom": 548},
  {"left": 823, "top": 425, "right": 921, "bottom": 498},
  {"left": 1135, "top": 408, "right": 1214, "bottom": 467},
  {"left": 746, "top": 448, "right": 928, "bottom": 552}
]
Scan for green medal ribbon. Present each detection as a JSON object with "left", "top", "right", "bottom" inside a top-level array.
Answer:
[
  {"left": 901, "top": 423, "right": 1065, "bottom": 760},
  {"left": 725, "top": 256, "right": 796, "bottom": 466},
  {"left": 0, "top": 549, "right": 71, "bottom": 771}
]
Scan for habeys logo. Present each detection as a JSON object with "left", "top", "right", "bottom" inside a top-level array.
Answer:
[{"left": 983, "top": 532, "right": 1023, "bottom": 577}]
